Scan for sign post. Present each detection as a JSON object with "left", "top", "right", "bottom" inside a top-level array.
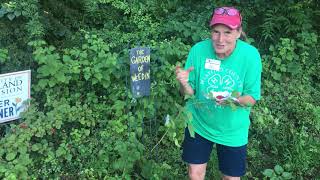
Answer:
[
  {"left": 0, "top": 70, "right": 31, "bottom": 123},
  {"left": 130, "top": 47, "right": 151, "bottom": 98}
]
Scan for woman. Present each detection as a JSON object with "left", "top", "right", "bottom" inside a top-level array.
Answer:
[{"left": 176, "top": 7, "right": 262, "bottom": 180}]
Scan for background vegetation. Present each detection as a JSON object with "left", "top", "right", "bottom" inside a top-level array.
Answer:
[{"left": 0, "top": 0, "right": 319, "bottom": 179}]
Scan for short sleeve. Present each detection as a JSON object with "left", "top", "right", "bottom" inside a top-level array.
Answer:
[{"left": 242, "top": 49, "right": 262, "bottom": 100}]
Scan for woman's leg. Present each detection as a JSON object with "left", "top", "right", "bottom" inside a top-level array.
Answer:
[
  {"left": 216, "top": 144, "right": 247, "bottom": 179},
  {"left": 188, "top": 163, "right": 207, "bottom": 180},
  {"left": 222, "top": 175, "right": 240, "bottom": 180},
  {"left": 182, "top": 128, "right": 213, "bottom": 180}
]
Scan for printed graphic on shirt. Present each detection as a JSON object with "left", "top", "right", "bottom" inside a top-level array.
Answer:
[{"left": 200, "top": 66, "right": 243, "bottom": 96}]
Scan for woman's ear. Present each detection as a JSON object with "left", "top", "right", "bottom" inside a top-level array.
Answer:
[{"left": 236, "top": 27, "right": 242, "bottom": 39}]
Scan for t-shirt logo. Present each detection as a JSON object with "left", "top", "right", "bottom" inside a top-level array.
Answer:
[
  {"left": 207, "top": 74, "right": 235, "bottom": 93},
  {"left": 201, "top": 67, "right": 243, "bottom": 94}
]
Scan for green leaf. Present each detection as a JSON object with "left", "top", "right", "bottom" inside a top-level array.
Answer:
[
  {"left": 7, "top": 13, "right": 15, "bottom": 20},
  {"left": 37, "top": 79, "right": 48, "bottom": 88},
  {"left": 6, "top": 152, "right": 17, "bottom": 161},
  {"left": 18, "top": 146, "right": 28, "bottom": 154},
  {"left": 56, "top": 147, "right": 66, "bottom": 157},
  {"left": 188, "top": 124, "right": 195, "bottom": 138},
  {"left": 287, "top": 62, "right": 301, "bottom": 74},
  {"left": 280, "top": 66, "right": 287, "bottom": 72},
  {"left": 91, "top": 45, "right": 98, "bottom": 51},
  {"left": 184, "top": 94, "right": 194, "bottom": 100},
  {"left": 271, "top": 72, "right": 281, "bottom": 81},
  {"left": 31, "top": 143, "right": 41, "bottom": 151},
  {"left": 136, "top": 127, "right": 143, "bottom": 137},
  {"left": 282, "top": 172, "right": 293, "bottom": 179},
  {"left": 84, "top": 129, "right": 90, "bottom": 136},
  {"left": 174, "top": 139, "right": 180, "bottom": 147},
  {"left": 66, "top": 154, "right": 72, "bottom": 161},
  {"left": 0, "top": 164, "right": 6, "bottom": 173},
  {"left": 95, "top": 73, "right": 103, "bottom": 81},
  {"left": 230, "top": 102, "right": 237, "bottom": 111},
  {"left": 48, "top": 80, "right": 56, "bottom": 87},
  {"left": 14, "top": 10, "right": 21, "bottom": 17},
  {"left": 0, "top": 49, "right": 8, "bottom": 63},
  {"left": 274, "top": 165, "right": 284, "bottom": 175},
  {"left": 245, "top": 102, "right": 253, "bottom": 107},
  {"left": 269, "top": 45, "right": 274, "bottom": 51},
  {"left": 263, "top": 169, "right": 274, "bottom": 177},
  {"left": 63, "top": 55, "right": 72, "bottom": 62},
  {"left": 56, "top": 72, "right": 66, "bottom": 82},
  {"left": 231, "top": 90, "right": 240, "bottom": 97}
]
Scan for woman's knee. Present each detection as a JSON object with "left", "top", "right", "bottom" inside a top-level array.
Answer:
[
  {"left": 222, "top": 175, "right": 240, "bottom": 180},
  {"left": 188, "top": 164, "right": 207, "bottom": 180}
]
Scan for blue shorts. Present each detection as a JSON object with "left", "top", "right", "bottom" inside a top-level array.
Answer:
[{"left": 182, "top": 128, "right": 247, "bottom": 177}]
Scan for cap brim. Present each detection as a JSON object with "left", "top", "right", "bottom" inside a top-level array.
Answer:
[{"left": 210, "top": 16, "right": 240, "bottom": 29}]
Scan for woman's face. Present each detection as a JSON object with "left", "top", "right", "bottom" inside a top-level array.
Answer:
[{"left": 211, "top": 24, "right": 241, "bottom": 59}]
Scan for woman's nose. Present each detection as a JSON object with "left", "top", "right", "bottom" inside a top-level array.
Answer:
[{"left": 217, "top": 34, "right": 225, "bottom": 42}]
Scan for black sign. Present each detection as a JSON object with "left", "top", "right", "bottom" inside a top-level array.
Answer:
[{"left": 130, "top": 47, "right": 150, "bottom": 98}]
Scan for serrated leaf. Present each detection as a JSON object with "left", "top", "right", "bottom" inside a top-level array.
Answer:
[
  {"left": 280, "top": 66, "right": 286, "bottom": 72},
  {"left": 274, "top": 165, "right": 284, "bottom": 175},
  {"left": 282, "top": 172, "right": 293, "bottom": 179},
  {"left": 245, "top": 102, "right": 253, "bottom": 107},
  {"left": 37, "top": 79, "right": 47, "bottom": 88},
  {"left": 231, "top": 90, "right": 240, "bottom": 97},
  {"left": 14, "top": 10, "right": 21, "bottom": 17},
  {"left": 287, "top": 62, "right": 301, "bottom": 74},
  {"left": 188, "top": 124, "right": 195, "bottom": 138},
  {"left": 0, "top": 52, "right": 7, "bottom": 63},
  {"left": 0, "top": 164, "right": 6, "bottom": 173},
  {"left": 186, "top": 111, "right": 192, "bottom": 121},
  {"left": 271, "top": 72, "right": 281, "bottom": 81},
  {"left": 63, "top": 55, "right": 72, "bottom": 62},
  {"left": 7, "top": 13, "right": 15, "bottom": 20},
  {"left": 48, "top": 80, "right": 56, "bottom": 87},
  {"left": 56, "top": 147, "right": 66, "bottom": 157},
  {"left": 56, "top": 72, "right": 66, "bottom": 82},
  {"left": 174, "top": 139, "right": 180, "bottom": 147},
  {"left": 263, "top": 169, "right": 274, "bottom": 177},
  {"left": 31, "top": 144, "right": 40, "bottom": 151},
  {"left": 6, "top": 152, "right": 17, "bottom": 161},
  {"left": 184, "top": 94, "right": 195, "bottom": 101},
  {"left": 230, "top": 102, "right": 237, "bottom": 111},
  {"left": 18, "top": 146, "right": 28, "bottom": 154},
  {"left": 66, "top": 154, "right": 72, "bottom": 161},
  {"left": 95, "top": 73, "right": 102, "bottom": 81},
  {"left": 84, "top": 129, "right": 90, "bottom": 136}
]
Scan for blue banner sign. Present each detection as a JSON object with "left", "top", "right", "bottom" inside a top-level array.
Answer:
[{"left": 130, "top": 47, "right": 151, "bottom": 98}]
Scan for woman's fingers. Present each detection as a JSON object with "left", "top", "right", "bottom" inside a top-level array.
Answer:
[
  {"left": 175, "top": 66, "right": 194, "bottom": 75},
  {"left": 185, "top": 66, "right": 194, "bottom": 73},
  {"left": 175, "top": 66, "right": 194, "bottom": 85}
]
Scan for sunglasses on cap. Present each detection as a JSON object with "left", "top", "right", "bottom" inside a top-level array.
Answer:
[{"left": 214, "top": 7, "right": 240, "bottom": 16}]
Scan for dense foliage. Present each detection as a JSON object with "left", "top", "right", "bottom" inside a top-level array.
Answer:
[{"left": 0, "top": 0, "right": 319, "bottom": 179}]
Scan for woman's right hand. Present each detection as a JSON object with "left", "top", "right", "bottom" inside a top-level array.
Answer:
[{"left": 175, "top": 65, "right": 194, "bottom": 87}]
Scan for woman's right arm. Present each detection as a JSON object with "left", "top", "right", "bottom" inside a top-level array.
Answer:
[{"left": 176, "top": 66, "right": 194, "bottom": 95}]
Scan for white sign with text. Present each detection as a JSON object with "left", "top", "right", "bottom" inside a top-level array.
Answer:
[{"left": 0, "top": 70, "right": 31, "bottom": 123}]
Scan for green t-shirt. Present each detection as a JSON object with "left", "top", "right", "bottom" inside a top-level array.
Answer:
[{"left": 185, "top": 39, "right": 262, "bottom": 147}]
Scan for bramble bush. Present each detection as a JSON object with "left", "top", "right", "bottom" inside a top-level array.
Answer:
[{"left": 0, "top": 0, "right": 319, "bottom": 179}]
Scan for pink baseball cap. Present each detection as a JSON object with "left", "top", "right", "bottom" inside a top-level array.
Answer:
[{"left": 210, "top": 7, "right": 242, "bottom": 29}]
